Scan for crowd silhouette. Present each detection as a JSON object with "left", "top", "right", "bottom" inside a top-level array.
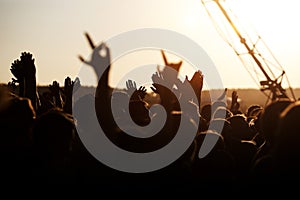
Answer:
[{"left": 1, "top": 33, "right": 300, "bottom": 192}]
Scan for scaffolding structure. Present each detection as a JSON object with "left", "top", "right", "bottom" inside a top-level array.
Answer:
[{"left": 201, "top": 0, "right": 295, "bottom": 104}]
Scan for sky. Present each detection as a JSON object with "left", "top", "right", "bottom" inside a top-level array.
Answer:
[{"left": 1, "top": 0, "right": 300, "bottom": 91}]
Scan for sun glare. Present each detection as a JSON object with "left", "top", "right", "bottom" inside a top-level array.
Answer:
[
  {"left": 183, "top": 13, "right": 199, "bottom": 28},
  {"left": 226, "top": 0, "right": 295, "bottom": 44}
]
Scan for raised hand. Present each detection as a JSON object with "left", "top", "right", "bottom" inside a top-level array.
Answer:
[
  {"left": 151, "top": 69, "right": 177, "bottom": 90},
  {"left": 175, "top": 71, "right": 204, "bottom": 104},
  {"left": 126, "top": 80, "right": 147, "bottom": 101},
  {"left": 230, "top": 90, "right": 240, "bottom": 114},
  {"left": 10, "top": 59, "right": 25, "bottom": 97},
  {"left": 78, "top": 32, "right": 111, "bottom": 84},
  {"left": 151, "top": 71, "right": 164, "bottom": 84},
  {"left": 64, "top": 77, "right": 73, "bottom": 98},
  {"left": 49, "top": 81, "right": 60, "bottom": 96},
  {"left": 63, "top": 77, "right": 80, "bottom": 114},
  {"left": 10, "top": 59, "right": 24, "bottom": 83},
  {"left": 161, "top": 50, "right": 182, "bottom": 73},
  {"left": 63, "top": 76, "right": 81, "bottom": 99},
  {"left": 136, "top": 86, "right": 147, "bottom": 100},
  {"left": 11, "top": 52, "right": 35, "bottom": 81},
  {"left": 150, "top": 71, "right": 165, "bottom": 95},
  {"left": 159, "top": 50, "right": 183, "bottom": 89},
  {"left": 73, "top": 77, "right": 81, "bottom": 93},
  {"left": 10, "top": 52, "right": 38, "bottom": 110},
  {"left": 49, "top": 81, "right": 63, "bottom": 109},
  {"left": 151, "top": 71, "right": 179, "bottom": 111},
  {"left": 125, "top": 80, "right": 137, "bottom": 95},
  {"left": 190, "top": 70, "right": 204, "bottom": 103},
  {"left": 21, "top": 52, "right": 38, "bottom": 110},
  {"left": 20, "top": 52, "right": 36, "bottom": 78},
  {"left": 175, "top": 76, "right": 193, "bottom": 101}
]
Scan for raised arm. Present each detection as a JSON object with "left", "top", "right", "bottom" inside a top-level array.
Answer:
[
  {"left": 230, "top": 90, "right": 240, "bottom": 114},
  {"left": 10, "top": 59, "right": 25, "bottom": 97},
  {"left": 125, "top": 79, "right": 147, "bottom": 101},
  {"left": 63, "top": 77, "right": 80, "bottom": 114},
  {"left": 78, "top": 32, "right": 111, "bottom": 87},
  {"left": 49, "top": 81, "right": 63, "bottom": 109}
]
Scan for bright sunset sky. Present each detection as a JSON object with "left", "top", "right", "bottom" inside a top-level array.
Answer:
[{"left": 1, "top": 0, "right": 300, "bottom": 90}]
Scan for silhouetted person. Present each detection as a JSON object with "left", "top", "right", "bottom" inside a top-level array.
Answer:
[
  {"left": 272, "top": 101, "right": 300, "bottom": 182},
  {"left": 32, "top": 108, "right": 75, "bottom": 183},
  {"left": 10, "top": 52, "right": 39, "bottom": 111},
  {"left": 0, "top": 88, "right": 36, "bottom": 182}
]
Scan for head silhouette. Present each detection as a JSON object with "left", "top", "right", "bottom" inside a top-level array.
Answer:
[
  {"left": 0, "top": 89, "right": 35, "bottom": 149},
  {"left": 272, "top": 101, "right": 300, "bottom": 180},
  {"left": 33, "top": 108, "right": 74, "bottom": 159},
  {"left": 227, "top": 114, "right": 255, "bottom": 141},
  {"left": 259, "top": 99, "right": 292, "bottom": 143}
]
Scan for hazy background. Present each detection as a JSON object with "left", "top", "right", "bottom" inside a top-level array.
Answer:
[{"left": 1, "top": 0, "right": 299, "bottom": 90}]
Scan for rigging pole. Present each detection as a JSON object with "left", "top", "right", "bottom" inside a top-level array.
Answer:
[{"left": 201, "top": 0, "right": 296, "bottom": 103}]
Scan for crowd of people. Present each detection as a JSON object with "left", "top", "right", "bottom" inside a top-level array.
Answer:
[{"left": 1, "top": 38, "right": 300, "bottom": 192}]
